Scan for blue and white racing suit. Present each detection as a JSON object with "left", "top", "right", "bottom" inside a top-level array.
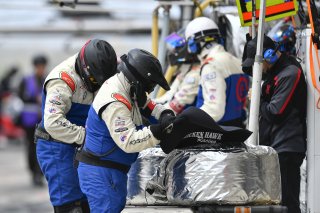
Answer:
[
  {"left": 196, "top": 45, "right": 249, "bottom": 127},
  {"left": 36, "top": 55, "right": 94, "bottom": 207},
  {"left": 77, "top": 72, "right": 167, "bottom": 213},
  {"left": 155, "top": 64, "right": 200, "bottom": 114}
]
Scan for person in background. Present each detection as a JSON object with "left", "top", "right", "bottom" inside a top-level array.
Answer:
[
  {"left": 184, "top": 17, "right": 249, "bottom": 128},
  {"left": 155, "top": 32, "right": 200, "bottom": 114},
  {"left": 18, "top": 55, "right": 47, "bottom": 186},
  {"left": 0, "top": 67, "right": 22, "bottom": 148},
  {"left": 35, "top": 39, "right": 117, "bottom": 213},
  {"left": 242, "top": 35, "right": 307, "bottom": 213},
  {"left": 77, "top": 48, "right": 175, "bottom": 213}
]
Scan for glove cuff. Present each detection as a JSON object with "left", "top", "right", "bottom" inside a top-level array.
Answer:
[
  {"left": 150, "top": 124, "right": 162, "bottom": 140},
  {"left": 140, "top": 100, "right": 157, "bottom": 118},
  {"left": 169, "top": 99, "right": 183, "bottom": 114}
]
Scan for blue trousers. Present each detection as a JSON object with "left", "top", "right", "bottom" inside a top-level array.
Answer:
[
  {"left": 78, "top": 162, "right": 127, "bottom": 213},
  {"left": 36, "top": 140, "right": 86, "bottom": 206}
]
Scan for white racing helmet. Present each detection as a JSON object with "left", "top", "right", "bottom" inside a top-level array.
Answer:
[{"left": 185, "top": 17, "right": 220, "bottom": 54}]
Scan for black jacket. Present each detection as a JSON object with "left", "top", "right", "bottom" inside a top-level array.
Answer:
[{"left": 259, "top": 54, "right": 307, "bottom": 153}]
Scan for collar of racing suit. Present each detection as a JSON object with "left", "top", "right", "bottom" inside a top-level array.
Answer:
[
  {"left": 198, "top": 43, "right": 225, "bottom": 61},
  {"left": 116, "top": 72, "right": 131, "bottom": 96},
  {"left": 115, "top": 72, "right": 144, "bottom": 126}
]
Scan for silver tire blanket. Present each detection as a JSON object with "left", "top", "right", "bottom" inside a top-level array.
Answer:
[
  {"left": 126, "top": 147, "right": 167, "bottom": 205},
  {"left": 146, "top": 145, "right": 281, "bottom": 205}
]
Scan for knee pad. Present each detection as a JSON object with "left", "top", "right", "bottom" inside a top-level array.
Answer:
[{"left": 54, "top": 200, "right": 90, "bottom": 213}]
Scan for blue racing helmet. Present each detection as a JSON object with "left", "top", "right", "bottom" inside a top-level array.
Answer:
[
  {"left": 165, "top": 32, "right": 199, "bottom": 65},
  {"left": 272, "top": 24, "right": 296, "bottom": 55}
]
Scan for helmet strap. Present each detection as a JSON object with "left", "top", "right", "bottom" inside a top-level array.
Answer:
[
  {"left": 120, "top": 55, "right": 148, "bottom": 108},
  {"left": 76, "top": 40, "right": 99, "bottom": 93},
  {"left": 76, "top": 55, "right": 96, "bottom": 93}
]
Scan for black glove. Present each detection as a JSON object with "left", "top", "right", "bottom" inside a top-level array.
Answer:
[
  {"left": 140, "top": 100, "right": 157, "bottom": 118},
  {"left": 159, "top": 109, "right": 175, "bottom": 123},
  {"left": 150, "top": 111, "right": 175, "bottom": 140}
]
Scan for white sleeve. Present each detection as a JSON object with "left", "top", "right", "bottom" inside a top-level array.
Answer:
[
  {"left": 154, "top": 76, "right": 182, "bottom": 104},
  {"left": 43, "top": 79, "right": 85, "bottom": 145},
  {"left": 169, "top": 71, "right": 199, "bottom": 114},
  {"left": 200, "top": 64, "right": 226, "bottom": 121},
  {"left": 102, "top": 101, "right": 160, "bottom": 153}
]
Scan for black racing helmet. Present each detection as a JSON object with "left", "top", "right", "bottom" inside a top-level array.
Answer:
[
  {"left": 76, "top": 39, "right": 117, "bottom": 92},
  {"left": 120, "top": 48, "right": 170, "bottom": 92}
]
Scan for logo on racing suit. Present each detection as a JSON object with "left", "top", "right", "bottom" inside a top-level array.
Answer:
[
  {"left": 129, "top": 134, "right": 151, "bottom": 145},
  {"left": 48, "top": 107, "right": 57, "bottom": 114},
  {"left": 115, "top": 117, "right": 126, "bottom": 127},
  {"left": 203, "top": 72, "right": 216, "bottom": 81},
  {"left": 236, "top": 76, "right": 249, "bottom": 104},
  {"left": 115, "top": 127, "right": 128, "bottom": 133},
  {"left": 49, "top": 99, "right": 61, "bottom": 105},
  {"left": 120, "top": 135, "right": 127, "bottom": 142},
  {"left": 184, "top": 76, "right": 196, "bottom": 84}
]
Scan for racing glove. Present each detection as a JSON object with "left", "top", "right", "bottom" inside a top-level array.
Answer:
[
  {"left": 150, "top": 111, "right": 175, "bottom": 140},
  {"left": 141, "top": 99, "right": 174, "bottom": 119}
]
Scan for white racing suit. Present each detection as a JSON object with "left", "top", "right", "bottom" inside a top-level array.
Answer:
[
  {"left": 36, "top": 54, "right": 94, "bottom": 207},
  {"left": 196, "top": 45, "right": 249, "bottom": 127},
  {"left": 155, "top": 64, "right": 200, "bottom": 114},
  {"left": 77, "top": 72, "right": 168, "bottom": 213}
]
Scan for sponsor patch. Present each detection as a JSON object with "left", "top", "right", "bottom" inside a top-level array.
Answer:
[
  {"left": 115, "top": 117, "right": 126, "bottom": 127},
  {"left": 184, "top": 76, "right": 196, "bottom": 84},
  {"left": 52, "top": 91, "right": 62, "bottom": 100},
  {"left": 119, "top": 135, "right": 127, "bottom": 142},
  {"left": 48, "top": 107, "right": 57, "bottom": 114},
  {"left": 111, "top": 93, "right": 132, "bottom": 111},
  {"left": 236, "top": 76, "right": 249, "bottom": 103},
  {"left": 55, "top": 119, "right": 76, "bottom": 130},
  {"left": 48, "top": 92, "right": 62, "bottom": 105},
  {"left": 49, "top": 99, "right": 61, "bottom": 105},
  {"left": 115, "top": 127, "right": 128, "bottom": 133},
  {"left": 203, "top": 72, "right": 216, "bottom": 81},
  {"left": 129, "top": 134, "right": 151, "bottom": 145},
  {"left": 209, "top": 94, "right": 216, "bottom": 100},
  {"left": 60, "top": 71, "right": 76, "bottom": 93}
]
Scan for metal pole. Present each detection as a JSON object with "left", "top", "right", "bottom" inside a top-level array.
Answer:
[
  {"left": 158, "top": 5, "right": 171, "bottom": 69},
  {"left": 247, "top": 0, "right": 266, "bottom": 145},
  {"left": 251, "top": 0, "right": 256, "bottom": 38},
  {"left": 151, "top": 5, "right": 170, "bottom": 99},
  {"left": 181, "top": 5, "right": 193, "bottom": 28}
]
